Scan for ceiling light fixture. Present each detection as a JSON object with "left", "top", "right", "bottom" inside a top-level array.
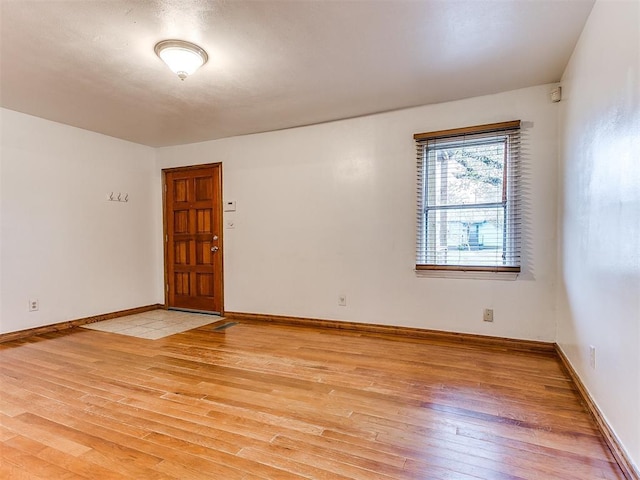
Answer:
[{"left": 154, "top": 39, "right": 208, "bottom": 80}]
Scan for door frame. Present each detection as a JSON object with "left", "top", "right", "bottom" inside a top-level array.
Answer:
[{"left": 162, "top": 163, "right": 224, "bottom": 314}]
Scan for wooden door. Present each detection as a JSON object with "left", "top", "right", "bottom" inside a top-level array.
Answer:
[{"left": 164, "top": 165, "right": 223, "bottom": 313}]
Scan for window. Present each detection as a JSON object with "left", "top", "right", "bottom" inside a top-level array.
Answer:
[{"left": 414, "top": 121, "right": 521, "bottom": 274}]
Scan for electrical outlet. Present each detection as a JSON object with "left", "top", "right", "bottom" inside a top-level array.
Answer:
[
  {"left": 29, "top": 299, "right": 39, "bottom": 312},
  {"left": 589, "top": 345, "right": 596, "bottom": 369},
  {"left": 483, "top": 308, "right": 494, "bottom": 322},
  {"left": 338, "top": 294, "right": 347, "bottom": 307}
]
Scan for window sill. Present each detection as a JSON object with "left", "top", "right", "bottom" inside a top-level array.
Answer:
[{"left": 415, "top": 269, "right": 519, "bottom": 281}]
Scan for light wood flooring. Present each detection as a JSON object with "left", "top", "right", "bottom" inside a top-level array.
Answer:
[{"left": 0, "top": 319, "right": 626, "bottom": 479}]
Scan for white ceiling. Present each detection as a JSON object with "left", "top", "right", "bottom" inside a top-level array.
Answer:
[{"left": 0, "top": 0, "right": 594, "bottom": 147}]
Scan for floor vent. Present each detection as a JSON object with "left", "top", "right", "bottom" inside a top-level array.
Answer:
[{"left": 213, "top": 322, "right": 238, "bottom": 331}]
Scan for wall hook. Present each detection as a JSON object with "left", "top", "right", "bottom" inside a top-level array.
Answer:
[{"left": 108, "top": 191, "right": 129, "bottom": 202}]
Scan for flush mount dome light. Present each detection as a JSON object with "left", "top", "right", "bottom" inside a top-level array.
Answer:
[{"left": 154, "top": 39, "right": 208, "bottom": 80}]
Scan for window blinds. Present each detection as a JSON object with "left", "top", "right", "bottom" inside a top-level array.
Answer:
[{"left": 414, "top": 121, "right": 521, "bottom": 272}]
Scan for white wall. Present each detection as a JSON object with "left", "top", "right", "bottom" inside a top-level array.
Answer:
[
  {"left": 557, "top": 0, "right": 640, "bottom": 470},
  {"left": 156, "top": 84, "right": 559, "bottom": 341},
  {"left": 0, "top": 109, "right": 159, "bottom": 334}
]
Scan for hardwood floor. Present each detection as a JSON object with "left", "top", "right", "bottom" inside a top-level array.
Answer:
[{"left": 0, "top": 320, "right": 626, "bottom": 479}]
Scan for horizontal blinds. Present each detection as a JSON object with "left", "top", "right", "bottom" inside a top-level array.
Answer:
[
  {"left": 413, "top": 120, "right": 521, "bottom": 141},
  {"left": 415, "top": 121, "right": 521, "bottom": 271}
]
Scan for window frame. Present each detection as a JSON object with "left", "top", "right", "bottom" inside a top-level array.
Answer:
[{"left": 414, "top": 120, "right": 521, "bottom": 276}]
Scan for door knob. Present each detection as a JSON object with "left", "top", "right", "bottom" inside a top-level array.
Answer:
[
  {"left": 210, "top": 246, "right": 219, "bottom": 252},
  {"left": 213, "top": 235, "right": 218, "bottom": 241}
]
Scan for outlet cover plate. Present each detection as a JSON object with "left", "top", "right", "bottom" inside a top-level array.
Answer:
[{"left": 29, "top": 299, "right": 39, "bottom": 312}]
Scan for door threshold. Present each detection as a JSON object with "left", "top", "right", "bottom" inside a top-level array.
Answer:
[{"left": 168, "top": 308, "right": 221, "bottom": 316}]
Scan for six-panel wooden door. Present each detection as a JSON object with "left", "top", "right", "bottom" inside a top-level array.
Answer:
[{"left": 164, "top": 165, "right": 223, "bottom": 313}]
